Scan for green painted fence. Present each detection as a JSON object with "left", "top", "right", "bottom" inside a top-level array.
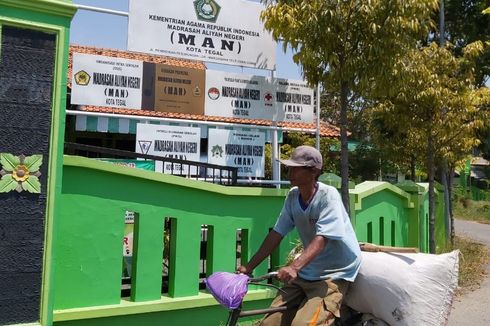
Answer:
[{"left": 52, "top": 156, "right": 446, "bottom": 326}]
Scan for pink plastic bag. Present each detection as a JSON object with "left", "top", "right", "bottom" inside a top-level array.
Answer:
[{"left": 205, "top": 272, "right": 250, "bottom": 309}]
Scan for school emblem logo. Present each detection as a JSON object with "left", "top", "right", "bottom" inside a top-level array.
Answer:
[
  {"left": 264, "top": 91, "right": 274, "bottom": 107},
  {"left": 74, "top": 70, "right": 90, "bottom": 86},
  {"left": 138, "top": 140, "right": 152, "bottom": 155},
  {"left": 207, "top": 87, "right": 220, "bottom": 100},
  {"left": 194, "top": 0, "right": 221, "bottom": 23},
  {"left": 210, "top": 145, "right": 223, "bottom": 158}
]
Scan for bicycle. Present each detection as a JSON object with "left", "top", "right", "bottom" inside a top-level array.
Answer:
[
  {"left": 207, "top": 244, "right": 419, "bottom": 325},
  {"left": 206, "top": 271, "right": 363, "bottom": 326}
]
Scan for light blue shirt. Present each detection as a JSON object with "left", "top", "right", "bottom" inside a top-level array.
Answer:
[{"left": 273, "top": 182, "right": 361, "bottom": 282}]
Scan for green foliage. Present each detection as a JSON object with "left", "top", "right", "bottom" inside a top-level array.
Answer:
[
  {"left": 368, "top": 41, "right": 490, "bottom": 252},
  {"left": 261, "top": 0, "right": 438, "bottom": 91},
  {"left": 453, "top": 187, "right": 490, "bottom": 224},
  {"left": 348, "top": 143, "right": 381, "bottom": 183},
  {"left": 281, "top": 132, "right": 340, "bottom": 176},
  {"left": 370, "top": 42, "right": 490, "bottom": 171},
  {"left": 320, "top": 91, "right": 374, "bottom": 142},
  {"left": 261, "top": 0, "right": 439, "bottom": 206},
  {"left": 443, "top": 0, "right": 490, "bottom": 87}
]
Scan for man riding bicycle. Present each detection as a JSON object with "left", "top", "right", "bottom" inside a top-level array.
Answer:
[{"left": 237, "top": 145, "right": 362, "bottom": 326}]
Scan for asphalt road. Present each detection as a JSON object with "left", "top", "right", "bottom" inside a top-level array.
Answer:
[{"left": 447, "top": 219, "right": 490, "bottom": 326}]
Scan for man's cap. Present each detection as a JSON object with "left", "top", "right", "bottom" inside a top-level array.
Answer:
[{"left": 278, "top": 145, "right": 322, "bottom": 170}]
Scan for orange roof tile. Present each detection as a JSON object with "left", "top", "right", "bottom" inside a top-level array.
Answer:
[{"left": 68, "top": 45, "right": 342, "bottom": 138}]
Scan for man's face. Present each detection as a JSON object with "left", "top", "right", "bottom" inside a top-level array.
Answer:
[{"left": 287, "top": 166, "right": 317, "bottom": 187}]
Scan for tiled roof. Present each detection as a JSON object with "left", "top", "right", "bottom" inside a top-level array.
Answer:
[{"left": 68, "top": 45, "right": 341, "bottom": 138}]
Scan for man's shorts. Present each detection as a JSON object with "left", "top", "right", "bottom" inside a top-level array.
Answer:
[{"left": 259, "top": 278, "right": 349, "bottom": 326}]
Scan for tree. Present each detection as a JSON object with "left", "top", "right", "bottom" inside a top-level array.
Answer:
[
  {"left": 370, "top": 42, "right": 490, "bottom": 252},
  {"left": 264, "top": 133, "right": 339, "bottom": 182},
  {"left": 261, "top": 0, "right": 438, "bottom": 213},
  {"left": 442, "top": 0, "right": 490, "bottom": 87}
]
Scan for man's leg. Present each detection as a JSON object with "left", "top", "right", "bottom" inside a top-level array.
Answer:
[
  {"left": 259, "top": 281, "right": 305, "bottom": 326},
  {"left": 291, "top": 279, "right": 349, "bottom": 326}
]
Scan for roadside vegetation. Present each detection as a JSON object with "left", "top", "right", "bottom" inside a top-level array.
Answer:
[
  {"left": 454, "top": 199, "right": 490, "bottom": 224},
  {"left": 447, "top": 185, "right": 490, "bottom": 294},
  {"left": 453, "top": 186, "right": 490, "bottom": 224},
  {"left": 444, "top": 236, "right": 490, "bottom": 295}
]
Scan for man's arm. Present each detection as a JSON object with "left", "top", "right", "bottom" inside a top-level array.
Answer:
[
  {"left": 237, "top": 229, "right": 283, "bottom": 274},
  {"left": 277, "top": 235, "right": 327, "bottom": 283}
]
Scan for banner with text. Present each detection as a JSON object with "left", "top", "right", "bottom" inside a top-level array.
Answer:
[
  {"left": 205, "top": 70, "right": 314, "bottom": 123},
  {"left": 135, "top": 124, "right": 201, "bottom": 174},
  {"left": 205, "top": 70, "right": 273, "bottom": 120},
  {"left": 128, "top": 0, "right": 276, "bottom": 70},
  {"left": 274, "top": 78, "right": 314, "bottom": 123},
  {"left": 207, "top": 129, "right": 265, "bottom": 177},
  {"left": 71, "top": 53, "right": 143, "bottom": 109},
  {"left": 142, "top": 63, "right": 206, "bottom": 114}
]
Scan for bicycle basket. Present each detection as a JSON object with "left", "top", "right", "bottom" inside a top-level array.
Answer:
[{"left": 205, "top": 272, "right": 250, "bottom": 309}]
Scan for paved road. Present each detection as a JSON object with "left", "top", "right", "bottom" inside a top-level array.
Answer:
[{"left": 447, "top": 219, "right": 490, "bottom": 326}]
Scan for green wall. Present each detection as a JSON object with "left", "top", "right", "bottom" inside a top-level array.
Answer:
[
  {"left": 52, "top": 157, "right": 445, "bottom": 326},
  {"left": 53, "top": 156, "right": 289, "bottom": 324}
]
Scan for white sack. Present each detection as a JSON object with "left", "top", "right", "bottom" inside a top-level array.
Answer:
[{"left": 344, "top": 250, "right": 459, "bottom": 326}]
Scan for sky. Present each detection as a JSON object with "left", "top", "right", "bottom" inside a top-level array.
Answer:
[{"left": 69, "top": 0, "right": 304, "bottom": 80}]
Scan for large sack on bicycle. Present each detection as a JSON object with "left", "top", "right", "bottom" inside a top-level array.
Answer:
[{"left": 344, "top": 250, "right": 459, "bottom": 326}]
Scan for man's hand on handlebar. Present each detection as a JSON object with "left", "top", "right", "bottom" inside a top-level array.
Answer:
[
  {"left": 277, "top": 265, "right": 298, "bottom": 284},
  {"left": 236, "top": 265, "right": 252, "bottom": 275}
]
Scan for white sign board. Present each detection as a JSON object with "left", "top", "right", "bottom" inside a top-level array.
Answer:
[
  {"left": 208, "top": 129, "right": 265, "bottom": 177},
  {"left": 274, "top": 78, "right": 314, "bottom": 123},
  {"left": 205, "top": 70, "right": 274, "bottom": 121},
  {"left": 71, "top": 53, "right": 143, "bottom": 109},
  {"left": 135, "top": 124, "right": 201, "bottom": 174},
  {"left": 205, "top": 70, "right": 315, "bottom": 123},
  {"left": 128, "top": 0, "right": 276, "bottom": 70}
]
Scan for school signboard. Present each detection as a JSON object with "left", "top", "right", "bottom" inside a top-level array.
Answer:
[
  {"left": 205, "top": 70, "right": 315, "bottom": 123},
  {"left": 274, "top": 78, "right": 314, "bottom": 123},
  {"left": 144, "top": 63, "right": 206, "bottom": 115},
  {"left": 127, "top": 0, "right": 276, "bottom": 70},
  {"left": 207, "top": 129, "right": 265, "bottom": 177},
  {"left": 205, "top": 70, "right": 273, "bottom": 120},
  {"left": 135, "top": 124, "right": 201, "bottom": 174},
  {"left": 71, "top": 53, "right": 143, "bottom": 109}
]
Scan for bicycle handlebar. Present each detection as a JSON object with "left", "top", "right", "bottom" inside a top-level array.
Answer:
[{"left": 248, "top": 271, "right": 278, "bottom": 283}]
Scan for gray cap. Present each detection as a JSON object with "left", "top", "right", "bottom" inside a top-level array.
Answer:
[{"left": 278, "top": 145, "right": 322, "bottom": 170}]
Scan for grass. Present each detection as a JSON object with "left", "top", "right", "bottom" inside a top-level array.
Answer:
[
  {"left": 451, "top": 189, "right": 490, "bottom": 294},
  {"left": 452, "top": 185, "right": 490, "bottom": 224},
  {"left": 440, "top": 236, "right": 490, "bottom": 296},
  {"left": 453, "top": 198, "right": 490, "bottom": 224}
]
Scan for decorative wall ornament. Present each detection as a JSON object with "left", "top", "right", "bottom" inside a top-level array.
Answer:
[{"left": 0, "top": 153, "right": 42, "bottom": 193}]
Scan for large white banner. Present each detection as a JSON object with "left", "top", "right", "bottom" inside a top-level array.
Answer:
[
  {"left": 205, "top": 70, "right": 274, "bottom": 121},
  {"left": 207, "top": 129, "right": 265, "bottom": 177},
  {"left": 128, "top": 0, "right": 276, "bottom": 70},
  {"left": 71, "top": 53, "right": 143, "bottom": 109},
  {"left": 135, "top": 124, "right": 201, "bottom": 174},
  {"left": 274, "top": 78, "right": 314, "bottom": 123}
]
